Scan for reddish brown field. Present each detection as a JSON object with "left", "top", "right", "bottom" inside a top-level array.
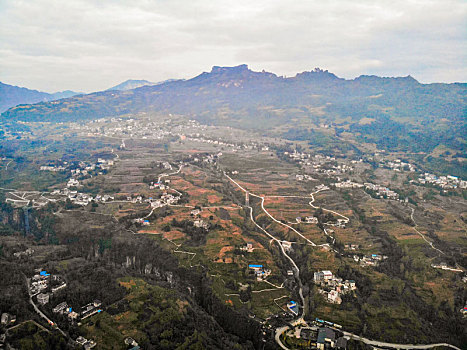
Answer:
[{"left": 163, "top": 230, "right": 186, "bottom": 240}]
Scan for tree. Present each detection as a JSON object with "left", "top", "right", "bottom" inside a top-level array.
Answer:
[{"left": 239, "top": 285, "right": 251, "bottom": 302}]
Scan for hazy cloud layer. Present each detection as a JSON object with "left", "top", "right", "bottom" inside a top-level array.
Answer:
[{"left": 1, "top": 0, "right": 466, "bottom": 92}]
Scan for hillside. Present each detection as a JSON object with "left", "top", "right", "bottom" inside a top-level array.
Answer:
[
  {"left": 0, "top": 82, "right": 80, "bottom": 112},
  {"left": 2, "top": 65, "right": 466, "bottom": 154}
]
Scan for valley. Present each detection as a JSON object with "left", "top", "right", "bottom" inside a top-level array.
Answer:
[{"left": 0, "top": 110, "right": 465, "bottom": 349}]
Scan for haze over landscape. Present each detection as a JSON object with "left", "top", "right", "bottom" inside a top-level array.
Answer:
[{"left": 0, "top": 1, "right": 466, "bottom": 350}]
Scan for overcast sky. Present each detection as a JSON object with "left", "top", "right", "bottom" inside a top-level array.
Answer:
[{"left": 1, "top": 0, "right": 466, "bottom": 93}]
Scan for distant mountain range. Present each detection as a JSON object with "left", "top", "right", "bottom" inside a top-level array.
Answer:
[
  {"left": 1, "top": 65, "right": 466, "bottom": 155},
  {"left": 0, "top": 78, "right": 184, "bottom": 112},
  {"left": 0, "top": 82, "right": 81, "bottom": 113},
  {"left": 107, "top": 79, "right": 183, "bottom": 91},
  {"left": 106, "top": 79, "right": 156, "bottom": 91}
]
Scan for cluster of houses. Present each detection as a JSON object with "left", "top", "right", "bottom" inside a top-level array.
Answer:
[
  {"left": 148, "top": 193, "right": 180, "bottom": 209},
  {"left": 190, "top": 152, "right": 223, "bottom": 165},
  {"left": 325, "top": 218, "right": 348, "bottom": 229},
  {"left": 381, "top": 159, "right": 416, "bottom": 172},
  {"left": 30, "top": 270, "right": 51, "bottom": 294},
  {"left": 314, "top": 184, "right": 330, "bottom": 192},
  {"left": 51, "top": 298, "right": 102, "bottom": 326},
  {"left": 298, "top": 325, "right": 347, "bottom": 350},
  {"left": 248, "top": 264, "right": 272, "bottom": 281},
  {"left": 41, "top": 158, "right": 114, "bottom": 179},
  {"left": 296, "top": 174, "right": 314, "bottom": 181},
  {"left": 31, "top": 270, "right": 68, "bottom": 306},
  {"left": 72, "top": 116, "right": 271, "bottom": 154},
  {"left": 313, "top": 271, "right": 356, "bottom": 304},
  {"left": 40, "top": 165, "right": 66, "bottom": 172},
  {"left": 78, "top": 116, "right": 172, "bottom": 140},
  {"left": 193, "top": 219, "right": 210, "bottom": 230},
  {"left": 430, "top": 262, "right": 463, "bottom": 272},
  {"left": 285, "top": 151, "right": 354, "bottom": 177},
  {"left": 50, "top": 188, "right": 93, "bottom": 206},
  {"left": 364, "top": 182, "right": 399, "bottom": 200},
  {"left": 186, "top": 136, "right": 270, "bottom": 152},
  {"left": 185, "top": 136, "right": 238, "bottom": 150},
  {"left": 13, "top": 247, "right": 34, "bottom": 258},
  {"left": 295, "top": 216, "right": 319, "bottom": 224},
  {"left": 67, "top": 178, "right": 80, "bottom": 188},
  {"left": 333, "top": 180, "right": 415, "bottom": 203},
  {"left": 416, "top": 173, "right": 467, "bottom": 190},
  {"left": 355, "top": 254, "right": 388, "bottom": 267},
  {"left": 47, "top": 181, "right": 181, "bottom": 209},
  {"left": 149, "top": 179, "right": 169, "bottom": 190},
  {"left": 10, "top": 157, "right": 117, "bottom": 208},
  {"left": 332, "top": 180, "right": 363, "bottom": 189},
  {"left": 311, "top": 163, "right": 353, "bottom": 177},
  {"left": 76, "top": 335, "right": 97, "bottom": 349},
  {"left": 344, "top": 244, "right": 359, "bottom": 251},
  {"left": 52, "top": 188, "right": 114, "bottom": 207}
]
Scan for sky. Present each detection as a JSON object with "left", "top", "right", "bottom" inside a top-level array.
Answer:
[{"left": 1, "top": 0, "right": 466, "bottom": 93}]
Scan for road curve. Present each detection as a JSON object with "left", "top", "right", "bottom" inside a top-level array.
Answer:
[{"left": 225, "top": 174, "right": 461, "bottom": 350}]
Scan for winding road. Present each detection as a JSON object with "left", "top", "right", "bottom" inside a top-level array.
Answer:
[
  {"left": 224, "top": 173, "right": 307, "bottom": 318},
  {"left": 410, "top": 207, "right": 446, "bottom": 255},
  {"left": 224, "top": 173, "right": 461, "bottom": 350}
]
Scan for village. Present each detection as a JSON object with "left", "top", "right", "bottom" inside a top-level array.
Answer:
[
  {"left": 416, "top": 172, "right": 467, "bottom": 190},
  {"left": 27, "top": 268, "right": 103, "bottom": 349},
  {"left": 285, "top": 150, "right": 354, "bottom": 177},
  {"left": 313, "top": 270, "right": 357, "bottom": 304},
  {"left": 0, "top": 115, "right": 465, "bottom": 350},
  {"left": 68, "top": 116, "right": 273, "bottom": 154},
  {"left": 282, "top": 318, "right": 348, "bottom": 350}
]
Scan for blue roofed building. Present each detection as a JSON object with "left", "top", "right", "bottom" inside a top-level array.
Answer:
[
  {"left": 248, "top": 264, "right": 263, "bottom": 270},
  {"left": 287, "top": 300, "right": 298, "bottom": 315}
]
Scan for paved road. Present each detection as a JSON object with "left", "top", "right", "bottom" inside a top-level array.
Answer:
[
  {"left": 309, "top": 189, "right": 350, "bottom": 222},
  {"left": 5, "top": 159, "right": 13, "bottom": 170},
  {"left": 275, "top": 326, "right": 290, "bottom": 350},
  {"left": 225, "top": 173, "right": 308, "bottom": 337},
  {"left": 25, "top": 277, "right": 67, "bottom": 338},
  {"left": 410, "top": 207, "right": 446, "bottom": 255},
  {"left": 342, "top": 330, "right": 462, "bottom": 350},
  {"left": 226, "top": 174, "right": 462, "bottom": 350},
  {"left": 275, "top": 325, "right": 461, "bottom": 350}
]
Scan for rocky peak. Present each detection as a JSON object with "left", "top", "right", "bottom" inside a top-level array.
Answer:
[
  {"left": 294, "top": 68, "right": 341, "bottom": 81},
  {"left": 210, "top": 64, "right": 250, "bottom": 74}
]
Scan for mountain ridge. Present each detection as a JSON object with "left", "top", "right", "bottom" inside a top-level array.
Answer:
[
  {"left": 0, "top": 81, "right": 81, "bottom": 113},
  {"left": 1, "top": 65, "right": 465, "bottom": 132},
  {"left": 106, "top": 79, "right": 156, "bottom": 91},
  {"left": 107, "top": 78, "right": 184, "bottom": 91}
]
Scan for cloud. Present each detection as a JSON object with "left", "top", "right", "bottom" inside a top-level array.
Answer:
[{"left": 0, "top": 0, "right": 465, "bottom": 92}]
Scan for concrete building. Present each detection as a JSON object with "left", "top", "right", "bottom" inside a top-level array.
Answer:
[
  {"left": 314, "top": 270, "right": 333, "bottom": 282},
  {"left": 37, "top": 293, "right": 49, "bottom": 305},
  {"left": 53, "top": 302, "right": 68, "bottom": 313},
  {"left": 317, "top": 327, "right": 336, "bottom": 350}
]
